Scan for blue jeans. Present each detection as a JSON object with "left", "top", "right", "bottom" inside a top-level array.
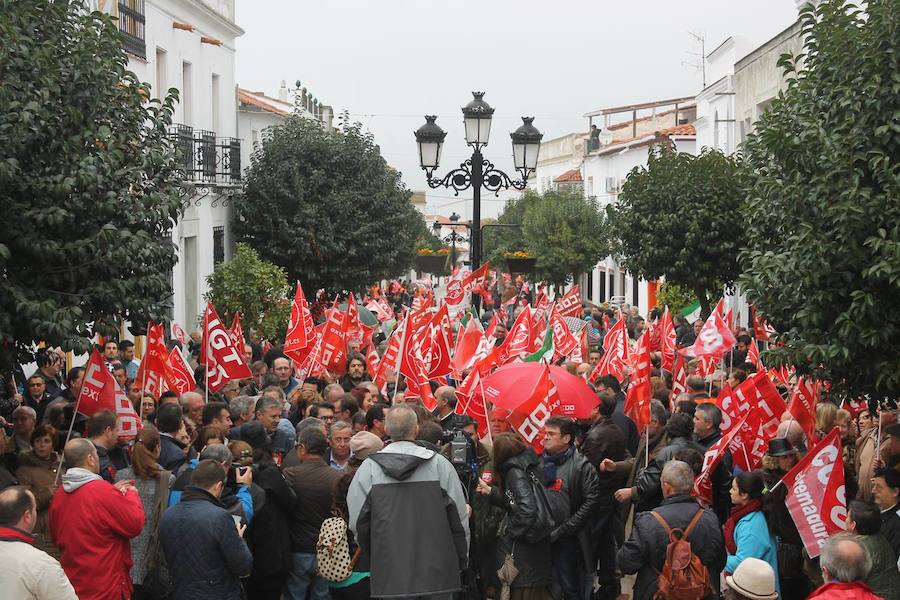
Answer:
[
  {"left": 552, "top": 539, "right": 592, "bottom": 600},
  {"left": 285, "top": 553, "right": 332, "bottom": 600}
]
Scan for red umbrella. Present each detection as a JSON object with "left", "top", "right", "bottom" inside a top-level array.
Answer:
[{"left": 481, "top": 362, "right": 599, "bottom": 418}]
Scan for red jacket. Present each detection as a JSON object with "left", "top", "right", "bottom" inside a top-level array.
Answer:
[
  {"left": 49, "top": 476, "right": 144, "bottom": 600},
  {"left": 807, "top": 581, "right": 882, "bottom": 599}
]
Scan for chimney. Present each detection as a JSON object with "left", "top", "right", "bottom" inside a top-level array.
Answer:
[{"left": 278, "top": 80, "right": 288, "bottom": 102}]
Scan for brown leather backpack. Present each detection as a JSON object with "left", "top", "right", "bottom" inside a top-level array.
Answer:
[{"left": 649, "top": 509, "right": 712, "bottom": 600}]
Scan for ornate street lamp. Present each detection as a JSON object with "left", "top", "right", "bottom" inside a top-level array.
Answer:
[
  {"left": 414, "top": 92, "right": 542, "bottom": 291},
  {"left": 431, "top": 212, "right": 469, "bottom": 267}
]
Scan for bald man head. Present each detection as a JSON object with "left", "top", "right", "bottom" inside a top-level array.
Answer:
[
  {"left": 63, "top": 438, "right": 99, "bottom": 474},
  {"left": 434, "top": 386, "right": 457, "bottom": 417}
]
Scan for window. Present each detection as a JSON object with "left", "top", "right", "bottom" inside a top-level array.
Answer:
[
  {"left": 586, "top": 269, "right": 594, "bottom": 300},
  {"left": 182, "top": 62, "right": 193, "bottom": 126},
  {"left": 632, "top": 276, "right": 639, "bottom": 307},
  {"left": 598, "top": 270, "right": 606, "bottom": 301},
  {"left": 213, "top": 226, "right": 225, "bottom": 265},
  {"left": 155, "top": 48, "right": 167, "bottom": 95},
  {"left": 118, "top": 0, "right": 146, "bottom": 59},
  {"left": 211, "top": 74, "right": 220, "bottom": 134},
  {"left": 607, "top": 272, "right": 614, "bottom": 300},
  {"left": 251, "top": 128, "right": 260, "bottom": 149},
  {"left": 183, "top": 236, "right": 197, "bottom": 327}
]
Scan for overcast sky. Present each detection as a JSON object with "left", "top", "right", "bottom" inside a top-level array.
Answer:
[{"left": 235, "top": 1, "right": 799, "bottom": 219}]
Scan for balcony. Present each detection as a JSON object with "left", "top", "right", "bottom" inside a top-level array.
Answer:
[
  {"left": 169, "top": 124, "right": 242, "bottom": 186},
  {"left": 118, "top": 0, "right": 146, "bottom": 59}
]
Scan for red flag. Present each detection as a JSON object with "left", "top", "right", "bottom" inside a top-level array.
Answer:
[
  {"left": 452, "top": 317, "right": 485, "bottom": 377},
  {"left": 723, "top": 371, "right": 787, "bottom": 438},
  {"left": 78, "top": 349, "right": 142, "bottom": 440},
  {"left": 284, "top": 282, "right": 316, "bottom": 363},
  {"left": 549, "top": 304, "right": 579, "bottom": 359},
  {"left": 660, "top": 306, "right": 676, "bottom": 371},
  {"left": 171, "top": 321, "right": 188, "bottom": 345},
  {"left": 200, "top": 302, "right": 252, "bottom": 393},
  {"left": 724, "top": 307, "right": 734, "bottom": 332},
  {"left": 498, "top": 307, "right": 535, "bottom": 364},
  {"left": 788, "top": 378, "right": 819, "bottom": 447},
  {"left": 588, "top": 316, "right": 630, "bottom": 382},
  {"left": 462, "top": 262, "right": 490, "bottom": 291},
  {"left": 167, "top": 347, "right": 196, "bottom": 396},
  {"left": 508, "top": 364, "right": 559, "bottom": 453},
  {"left": 455, "top": 369, "right": 488, "bottom": 438},
  {"left": 728, "top": 410, "right": 767, "bottom": 472},
  {"left": 694, "top": 412, "right": 752, "bottom": 503},
  {"left": 624, "top": 332, "right": 651, "bottom": 432},
  {"left": 365, "top": 344, "right": 380, "bottom": 378},
  {"left": 747, "top": 340, "right": 762, "bottom": 370},
  {"left": 556, "top": 286, "right": 583, "bottom": 319},
  {"left": 320, "top": 300, "right": 349, "bottom": 376},
  {"left": 425, "top": 305, "right": 453, "bottom": 379},
  {"left": 229, "top": 312, "right": 245, "bottom": 349},
  {"left": 681, "top": 299, "right": 736, "bottom": 358},
  {"left": 782, "top": 430, "right": 847, "bottom": 558},
  {"left": 671, "top": 352, "right": 688, "bottom": 399},
  {"left": 751, "top": 305, "right": 776, "bottom": 342},
  {"left": 134, "top": 323, "right": 175, "bottom": 398},
  {"left": 346, "top": 293, "right": 362, "bottom": 345},
  {"left": 366, "top": 299, "right": 392, "bottom": 322}
]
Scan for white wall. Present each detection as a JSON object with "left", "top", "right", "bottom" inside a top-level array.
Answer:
[{"left": 126, "top": 0, "right": 243, "bottom": 330}]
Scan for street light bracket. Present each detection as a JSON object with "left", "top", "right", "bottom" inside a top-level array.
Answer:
[{"left": 424, "top": 158, "right": 527, "bottom": 196}]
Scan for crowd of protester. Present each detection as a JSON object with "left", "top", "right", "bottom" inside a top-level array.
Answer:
[{"left": 0, "top": 291, "right": 897, "bottom": 600}]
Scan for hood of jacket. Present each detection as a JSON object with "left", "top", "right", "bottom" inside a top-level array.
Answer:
[
  {"left": 498, "top": 446, "right": 540, "bottom": 476},
  {"left": 61, "top": 467, "right": 102, "bottom": 492},
  {"left": 369, "top": 441, "right": 435, "bottom": 481}
]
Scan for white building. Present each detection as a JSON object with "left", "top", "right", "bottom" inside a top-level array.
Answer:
[
  {"left": 529, "top": 132, "right": 586, "bottom": 194},
  {"left": 94, "top": 0, "right": 245, "bottom": 331},
  {"left": 579, "top": 98, "right": 697, "bottom": 315}
]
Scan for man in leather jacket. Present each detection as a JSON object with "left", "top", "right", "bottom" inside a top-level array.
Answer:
[
  {"left": 544, "top": 416, "right": 600, "bottom": 600},
  {"left": 581, "top": 391, "right": 627, "bottom": 600}
]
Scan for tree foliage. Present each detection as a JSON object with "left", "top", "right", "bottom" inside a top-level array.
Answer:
[
  {"left": 205, "top": 244, "right": 290, "bottom": 342},
  {"left": 232, "top": 118, "right": 423, "bottom": 293},
  {"left": 608, "top": 147, "right": 747, "bottom": 318},
  {"left": 739, "top": 0, "right": 900, "bottom": 399},
  {"left": 522, "top": 189, "right": 608, "bottom": 289},
  {"left": 654, "top": 282, "right": 698, "bottom": 316},
  {"left": 0, "top": 0, "right": 183, "bottom": 369}
]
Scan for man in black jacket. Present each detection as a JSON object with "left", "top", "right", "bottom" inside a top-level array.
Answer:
[
  {"left": 693, "top": 403, "right": 733, "bottom": 524},
  {"left": 283, "top": 427, "right": 343, "bottom": 600},
  {"left": 544, "top": 416, "right": 600, "bottom": 600},
  {"left": 159, "top": 460, "right": 253, "bottom": 600},
  {"left": 618, "top": 460, "right": 725, "bottom": 600},
  {"left": 581, "top": 391, "right": 627, "bottom": 600},
  {"left": 594, "top": 375, "right": 639, "bottom": 456},
  {"left": 871, "top": 467, "right": 900, "bottom": 560}
]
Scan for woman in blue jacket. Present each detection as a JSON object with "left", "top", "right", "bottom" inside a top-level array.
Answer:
[{"left": 724, "top": 470, "right": 780, "bottom": 596}]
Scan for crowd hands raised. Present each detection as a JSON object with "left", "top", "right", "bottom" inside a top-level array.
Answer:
[{"left": 0, "top": 286, "right": 896, "bottom": 600}]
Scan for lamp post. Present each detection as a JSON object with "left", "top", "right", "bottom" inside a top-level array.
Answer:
[
  {"left": 432, "top": 212, "right": 470, "bottom": 268},
  {"left": 415, "top": 92, "right": 543, "bottom": 275}
]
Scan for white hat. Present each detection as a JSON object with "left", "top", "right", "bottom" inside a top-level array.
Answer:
[{"left": 724, "top": 557, "right": 779, "bottom": 600}]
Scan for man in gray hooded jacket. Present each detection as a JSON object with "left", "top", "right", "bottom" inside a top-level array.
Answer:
[{"left": 348, "top": 405, "right": 469, "bottom": 599}]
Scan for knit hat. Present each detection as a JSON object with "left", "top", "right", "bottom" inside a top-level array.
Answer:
[
  {"left": 724, "top": 557, "right": 779, "bottom": 600},
  {"left": 350, "top": 431, "right": 383, "bottom": 460}
]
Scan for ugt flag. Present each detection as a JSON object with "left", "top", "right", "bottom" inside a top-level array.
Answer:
[{"left": 782, "top": 429, "right": 847, "bottom": 558}]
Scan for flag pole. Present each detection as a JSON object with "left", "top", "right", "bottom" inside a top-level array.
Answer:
[
  {"left": 56, "top": 349, "right": 92, "bottom": 485},
  {"left": 391, "top": 312, "right": 409, "bottom": 405}
]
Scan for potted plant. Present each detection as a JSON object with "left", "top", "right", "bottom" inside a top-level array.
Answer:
[
  {"left": 504, "top": 250, "right": 536, "bottom": 273},
  {"left": 415, "top": 247, "right": 451, "bottom": 273}
]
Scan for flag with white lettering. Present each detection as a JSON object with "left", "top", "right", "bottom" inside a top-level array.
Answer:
[
  {"left": 625, "top": 331, "right": 651, "bottom": 432},
  {"left": 508, "top": 364, "right": 559, "bottom": 453},
  {"left": 556, "top": 286, "right": 582, "bottom": 319},
  {"left": 588, "top": 316, "right": 629, "bottom": 382},
  {"left": 782, "top": 429, "right": 847, "bottom": 558},
  {"left": 200, "top": 302, "right": 252, "bottom": 393},
  {"left": 167, "top": 347, "right": 196, "bottom": 396},
  {"left": 680, "top": 298, "right": 736, "bottom": 358},
  {"left": 78, "top": 349, "right": 142, "bottom": 440},
  {"left": 660, "top": 306, "right": 676, "bottom": 371},
  {"left": 284, "top": 282, "right": 316, "bottom": 363}
]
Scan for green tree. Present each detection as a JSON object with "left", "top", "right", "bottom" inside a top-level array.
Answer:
[
  {"left": 205, "top": 244, "right": 291, "bottom": 342},
  {"left": 739, "top": 0, "right": 900, "bottom": 399},
  {"left": 482, "top": 195, "right": 534, "bottom": 269},
  {"left": 232, "top": 118, "right": 423, "bottom": 293},
  {"left": 654, "top": 282, "right": 699, "bottom": 315},
  {"left": 521, "top": 189, "right": 608, "bottom": 290},
  {"left": 608, "top": 147, "right": 747, "bottom": 318},
  {"left": 0, "top": 1, "right": 183, "bottom": 370}
]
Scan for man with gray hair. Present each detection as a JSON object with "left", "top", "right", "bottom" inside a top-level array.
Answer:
[
  {"left": 617, "top": 460, "right": 725, "bottom": 600},
  {"left": 325, "top": 420, "right": 353, "bottom": 470},
  {"left": 433, "top": 385, "right": 462, "bottom": 432},
  {"left": 348, "top": 404, "right": 469, "bottom": 599},
  {"left": 808, "top": 533, "right": 880, "bottom": 599}
]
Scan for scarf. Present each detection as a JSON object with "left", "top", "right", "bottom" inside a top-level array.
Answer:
[
  {"left": 542, "top": 446, "right": 574, "bottom": 484},
  {"left": 0, "top": 526, "right": 34, "bottom": 545},
  {"left": 723, "top": 498, "right": 763, "bottom": 555}
]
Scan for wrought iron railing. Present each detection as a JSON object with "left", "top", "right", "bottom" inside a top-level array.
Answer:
[
  {"left": 118, "top": 0, "right": 146, "bottom": 59},
  {"left": 168, "top": 124, "right": 242, "bottom": 185}
]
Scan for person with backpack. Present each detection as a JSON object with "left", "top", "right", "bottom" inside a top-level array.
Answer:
[
  {"left": 723, "top": 471, "right": 779, "bottom": 596},
  {"left": 477, "top": 432, "right": 556, "bottom": 600},
  {"left": 617, "top": 460, "right": 725, "bottom": 600}
]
